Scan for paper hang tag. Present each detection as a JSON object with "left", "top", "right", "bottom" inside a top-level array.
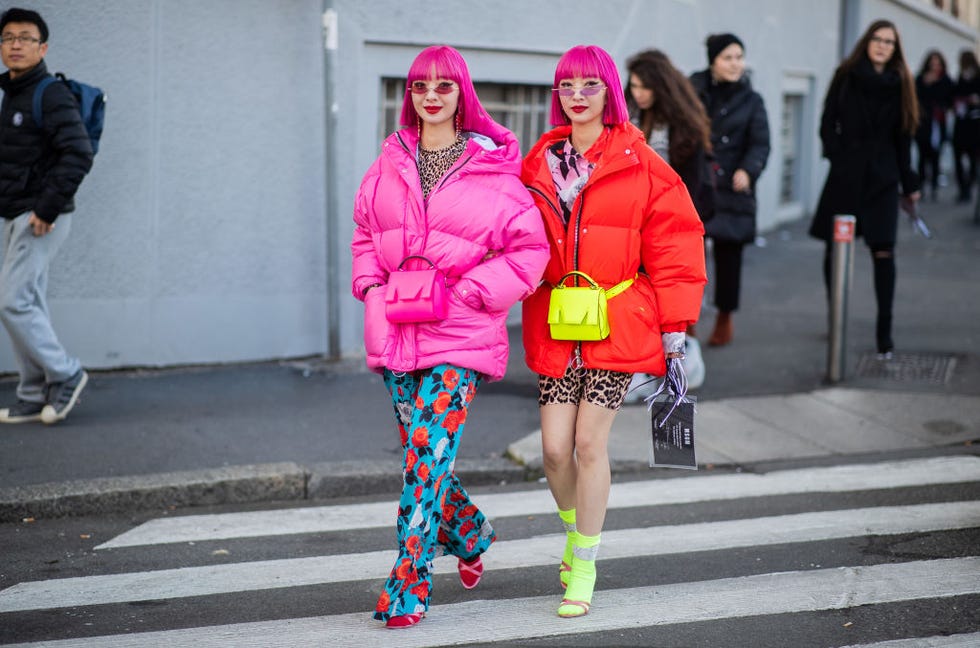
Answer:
[{"left": 649, "top": 393, "right": 697, "bottom": 470}]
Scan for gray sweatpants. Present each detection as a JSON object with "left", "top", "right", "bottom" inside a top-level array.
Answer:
[{"left": 0, "top": 212, "right": 80, "bottom": 403}]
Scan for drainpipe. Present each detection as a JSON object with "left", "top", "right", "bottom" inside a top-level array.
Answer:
[
  {"left": 838, "top": 0, "right": 860, "bottom": 61},
  {"left": 322, "top": 1, "right": 340, "bottom": 359}
]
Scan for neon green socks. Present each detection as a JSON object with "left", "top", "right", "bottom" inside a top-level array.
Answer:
[
  {"left": 557, "top": 508, "right": 576, "bottom": 588},
  {"left": 558, "top": 532, "right": 599, "bottom": 618}
]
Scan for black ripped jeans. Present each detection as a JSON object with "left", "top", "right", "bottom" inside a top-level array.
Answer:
[
  {"left": 712, "top": 239, "right": 745, "bottom": 313},
  {"left": 823, "top": 242, "right": 895, "bottom": 354}
]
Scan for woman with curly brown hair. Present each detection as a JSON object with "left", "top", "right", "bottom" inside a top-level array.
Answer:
[
  {"left": 624, "top": 48, "right": 714, "bottom": 396},
  {"left": 626, "top": 49, "right": 714, "bottom": 224}
]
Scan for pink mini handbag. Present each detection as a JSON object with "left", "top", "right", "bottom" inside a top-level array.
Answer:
[{"left": 385, "top": 255, "right": 449, "bottom": 323}]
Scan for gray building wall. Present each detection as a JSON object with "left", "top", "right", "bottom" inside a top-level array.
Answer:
[
  {"left": 0, "top": 1, "right": 975, "bottom": 372},
  {"left": 1, "top": 0, "right": 328, "bottom": 371}
]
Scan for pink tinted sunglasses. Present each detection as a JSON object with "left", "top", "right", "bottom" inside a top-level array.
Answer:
[
  {"left": 553, "top": 84, "right": 606, "bottom": 97},
  {"left": 410, "top": 81, "right": 458, "bottom": 95}
]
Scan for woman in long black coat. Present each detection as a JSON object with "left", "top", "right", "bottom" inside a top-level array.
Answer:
[
  {"left": 953, "top": 50, "right": 980, "bottom": 203},
  {"left": 690, "top": 33, "right": 770, "bottom": 347},
  {"left": 624, "top": 48, "right": 714, "bottom": 396},
  {"left": 915, "top": 50, "right": 954, "bottom": 200},
  {"left": 809, "top": 19, "right": 920, "bottom": 357}
]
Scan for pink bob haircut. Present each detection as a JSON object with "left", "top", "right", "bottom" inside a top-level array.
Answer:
[
  {"left": 398, "top": 45, "right": 508, "bottom": 141},
  {"left": 550, "top": 45, "right": 629, "bottom": 127}
]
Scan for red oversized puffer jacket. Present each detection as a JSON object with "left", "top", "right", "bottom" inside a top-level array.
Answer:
[{"left": 521, "top": 122, "right": 707, "bottom": 378}]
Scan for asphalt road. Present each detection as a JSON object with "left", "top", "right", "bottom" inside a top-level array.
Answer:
[{"left": 2, "top": 450, "right": 978, "bottom": 646}]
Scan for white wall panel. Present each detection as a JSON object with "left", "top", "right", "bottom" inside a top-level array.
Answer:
[{"left": 0, "top": 0, "right": 328, "bottom": 369}]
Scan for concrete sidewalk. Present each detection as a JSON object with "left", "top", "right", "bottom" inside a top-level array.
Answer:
[
  {"left": 1, "top": 195, "right": 978, "bottom": 521},
  {"left": 508, "top": 388, "right": 980, "bottom": 472}
]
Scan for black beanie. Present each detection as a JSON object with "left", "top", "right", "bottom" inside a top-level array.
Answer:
[{"left": 706, "top": 33, "right": 744, "bottom": 64}]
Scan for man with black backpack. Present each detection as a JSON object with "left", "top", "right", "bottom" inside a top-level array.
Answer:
[{"left": 0, "top": 8, "right": 93, "bottom": 424}]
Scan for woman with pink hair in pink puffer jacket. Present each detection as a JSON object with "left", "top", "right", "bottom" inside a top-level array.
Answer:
[{"left": 350, "top": 45, "right": 548, "bottom": 629}]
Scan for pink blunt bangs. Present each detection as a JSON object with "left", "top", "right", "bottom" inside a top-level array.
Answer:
[
  {"left": 550, "top": 45, "right": 629, "bottom": 126},
  {"left": 398, "top": 45, "right": 496, "bottom": 137}
]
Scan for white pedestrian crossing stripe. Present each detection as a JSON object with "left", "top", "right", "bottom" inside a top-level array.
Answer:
[
  {"left": 3, "top": 501, "right": 978, "bottom": 613},
  {"left": 2, "top": 456, "right": 977, "bottom": 646},
  {"left": 842, "top": 633, "right": 980, "bottom": 648},
  {"left": 95, "top": 456, "right": 980, "bottom": 549},
  {"left": 4, "top": 558, "right": 979, "bottom": 647}
]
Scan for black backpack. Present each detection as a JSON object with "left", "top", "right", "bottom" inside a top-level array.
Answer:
[{"left": 32, "top": 72, "right": 106, "bottom": 155}]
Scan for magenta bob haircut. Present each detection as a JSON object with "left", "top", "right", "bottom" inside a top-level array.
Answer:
[
  {"left": 398, "top": 45, "right": 506, "bottom": 141},
  {"left": 550, "top": 45, "right": 629, "bottom": 126}
]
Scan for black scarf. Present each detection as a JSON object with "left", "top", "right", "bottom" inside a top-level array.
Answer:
[{"left": 851, "top": 57, "right": 901, "bottom": 97}]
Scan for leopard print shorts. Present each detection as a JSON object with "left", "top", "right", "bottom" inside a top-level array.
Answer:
[{"left": 538, "top": 365, "right": 633, "bottom": 410}]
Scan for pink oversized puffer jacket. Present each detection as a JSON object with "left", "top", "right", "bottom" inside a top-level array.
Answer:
[{"left": 351, "top": 126, "right": 548, "bottom": 381}]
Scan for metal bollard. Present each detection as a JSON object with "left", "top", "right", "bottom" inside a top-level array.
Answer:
[{"left": 827, "top": 215, "right": 856, "bottom": 383}]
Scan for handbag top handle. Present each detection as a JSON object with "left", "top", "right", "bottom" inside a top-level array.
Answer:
[
  {"left": 397, "top": 255, "right": 437, "bottom": 271},
  {"left": 554, "top": 270, "right": 600, "bottom": 290},
  {"left": 554, "top": 270, "right": 635, "bottom": 299}
]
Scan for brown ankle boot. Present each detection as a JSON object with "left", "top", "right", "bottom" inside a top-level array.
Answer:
[{"left": 708, "top": 311, "right": 733, "bottom": 346}]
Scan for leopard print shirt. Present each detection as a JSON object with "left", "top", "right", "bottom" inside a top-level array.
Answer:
[{"left": 418, "top": 135, "right": 466, "bottom": 198}]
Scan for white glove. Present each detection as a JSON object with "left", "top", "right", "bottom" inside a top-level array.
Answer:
[
  {"left": 645, "top": 335, "right": 689, "bottom": 408},
  {"left": 662, "top": 332, "right": 686, "bottom": 358}
]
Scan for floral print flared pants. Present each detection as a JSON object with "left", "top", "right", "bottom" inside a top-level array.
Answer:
[{"left": 373, "top": 363, "right": 496, "bottom": 621}]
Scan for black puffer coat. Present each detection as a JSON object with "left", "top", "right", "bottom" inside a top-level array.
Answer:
[
  {"left": 0, "top": 60, "right": 93, "bottom": 223},
  {"left": 690, "top": 70, "right": 770, "bottom": 243},
  {"left": 809, "top": 58, "right": 919, "bottom": 247}
]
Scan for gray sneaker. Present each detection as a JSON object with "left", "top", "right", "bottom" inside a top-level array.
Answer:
[
  {"left": 40, "top": 369, "right": 89, "bottom": 424},
  {"left": 0, "top": 399, "right": 45, "bottom": 424}
]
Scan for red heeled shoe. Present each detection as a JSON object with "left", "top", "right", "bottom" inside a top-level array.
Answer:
[
  {"left": 386, "top": 612, "right": 424, "bottom": 628},
  {"left": 458, "top": 556, "right": 484, "bottom": 590}
]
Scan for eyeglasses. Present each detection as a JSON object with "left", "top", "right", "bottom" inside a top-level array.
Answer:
[
  {"left": 870, "top": 36, "right": 896, "bottom": 47},
  {"left": 410, "top": 81, "right": 457, "bottom": 95},
  {"left": 0, "top": 35, "right": 42, "bottom": 46},
  {"left": 553, "top": 83, "right": 606, "bottom": 97}
]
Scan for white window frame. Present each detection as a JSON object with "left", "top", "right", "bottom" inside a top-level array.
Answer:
[{"left": 778, "top": 73, "right": 815, "bottom": 222}]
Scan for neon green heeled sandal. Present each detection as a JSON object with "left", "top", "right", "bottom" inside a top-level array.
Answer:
[
  {"left": 557, "top": 508, "right": 576, "bottom": 589},
  {"left": 558, "top": 533, "right": 599, "bottom": 618}
]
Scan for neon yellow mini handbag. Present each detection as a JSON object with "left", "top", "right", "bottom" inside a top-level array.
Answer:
[{"left": 547, "top": 271, "right": 634, "bottom": 341}]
